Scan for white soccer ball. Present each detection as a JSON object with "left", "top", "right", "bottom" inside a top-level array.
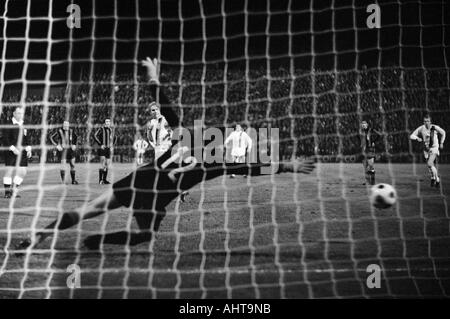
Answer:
[{"left": 370, "top": 183, "right": 397, "bottom": 209}]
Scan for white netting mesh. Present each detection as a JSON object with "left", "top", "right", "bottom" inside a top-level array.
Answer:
[{"left": 0, "top": 0, "right": 449, "bottom": 298}]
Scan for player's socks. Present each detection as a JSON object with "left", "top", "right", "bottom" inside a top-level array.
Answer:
[
  {"left": 99, "top": 169, "right": 103, "bottom": 184},
  {"left": 431, "top": 166, "right": 438, "bottom": 180},
  {"left": 60, "top": 170, "right": 65, "bottom": 183},
  {"left": 70, "top": 170, "right": 77, "bottom": 184},
  {"left": 370, "top": 171, "right": 375, "bottom": 185},
  {"left": 103, "top": 169, "right": 110, "bottom": 184},
  {"left": 4, "top": 184, "right": 12, "bottom": 198}
]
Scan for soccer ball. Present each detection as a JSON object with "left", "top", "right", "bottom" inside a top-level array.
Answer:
[{"left": 370, "top": 183, "right": 397, "bottom": 209}]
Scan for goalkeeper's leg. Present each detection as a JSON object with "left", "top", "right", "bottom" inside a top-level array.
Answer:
[
  {"left": 83, "top": 209, "right": 166, "bottom": 249},
  {"left": 79, "top": 158, "right": 316, "bottom": 249},
  {"left": 14, "top": 189, "right": 122, "bottom": 252}
]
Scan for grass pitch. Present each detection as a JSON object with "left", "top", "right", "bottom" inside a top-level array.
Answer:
[{"left": 0, "top": 162, "right": 449, "bottom": 298}]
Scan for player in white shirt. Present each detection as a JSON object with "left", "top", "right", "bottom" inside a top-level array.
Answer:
[
  {"left": 410, "top": 114, "right": 446, "bottom": 188},
  {"left": 224, "top": 124, "right": 253, "bottom": 178},
  {"left": 133, "top": 132, "right": 149, "bottom": 165},
  {"left": 146, "top": 102, "right": 189, "bottom": 201},
  {"left": 146, "top": 103, "right": 172, "bottom": 159}
]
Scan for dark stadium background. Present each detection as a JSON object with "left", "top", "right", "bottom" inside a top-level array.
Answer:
[
  {"left": 0, "top": 0, "right": 448, "bottom": 85},
  {"left": 0, "top": 0, "right": 449, "bottom": 162}
]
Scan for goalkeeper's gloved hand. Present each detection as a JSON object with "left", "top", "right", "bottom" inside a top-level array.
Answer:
[
  {"left": 279, "top": 158, "right": 316, "bottom": 174},
  {"left": 142, "top": 57, "right": 160, "bottom": 85}
]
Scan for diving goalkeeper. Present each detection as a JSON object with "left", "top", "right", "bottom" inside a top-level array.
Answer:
[{"left": 14, "top": 58, "right": 315, "bottom": 252}]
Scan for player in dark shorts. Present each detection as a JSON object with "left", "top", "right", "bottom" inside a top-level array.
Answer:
[
  {"left": 94, "top": 118, "right": 115, "bottom": 184},
  {"left": 2, "top": 107, "right": 32, "bottom": 198},
  {"left": 14, "top": 58, "right": 315, "bottom": 252},
  {"left": 50, "top": 120, "right": 79, "bottom": 184},
  {"left": 359, "top": 120, "right": 383, "bottom": 185}
]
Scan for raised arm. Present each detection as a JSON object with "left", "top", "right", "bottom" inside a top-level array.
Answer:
[{"left": 141, "top": 57, "right": 180, "bottom": 128}]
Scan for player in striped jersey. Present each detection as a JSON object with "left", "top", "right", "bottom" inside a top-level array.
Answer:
[
  {"left": 410, "top": 114, "right": 446, "bottom": 188},
  {"left": 133, "top": 132, "right": 149, "bottom": 165},
  {"left": 146, "top": 102, "right": 172, "bottom": 159},
  {"left": 94, "top": 119, "right": 115, "bottom": 184},
  {"left": 146, "top": 101, "right": 189, "bottom": 201},
  {"left": 50, "top": 121, "right": 78, "bottom": 184},
  {"left": 14, "top": 58, "right": 314, "bottom": 252}
]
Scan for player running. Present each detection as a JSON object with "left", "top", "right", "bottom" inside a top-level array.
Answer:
[
  {"left": 50, "top": 120, "right": 79, "bottom": 184},
  {"left": 2, "top": 107, "right": 32, "bottom": 198},
  {"left": 410, "top": 114, "right": 446, "bottom": 188},
  {"left": 133, "top": 131, "right": 149, "bottom": 165},
  {"left": 94, "top": 118, "right": 115, "bottom": 184},
  {"left": 14, "top": 58, "right": 315, "bottom": 252},
  {"left": 359, "top": 120, "right": 383, "bottom": 185}
]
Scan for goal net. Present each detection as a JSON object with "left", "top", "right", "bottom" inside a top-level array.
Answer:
[{"left": 0, "top": 0, "right": 449, "bottom": 299}]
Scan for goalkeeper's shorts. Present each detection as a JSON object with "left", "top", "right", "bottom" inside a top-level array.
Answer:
[{"left": 5, "top": 150, "right": 28, "bottom": 167}]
